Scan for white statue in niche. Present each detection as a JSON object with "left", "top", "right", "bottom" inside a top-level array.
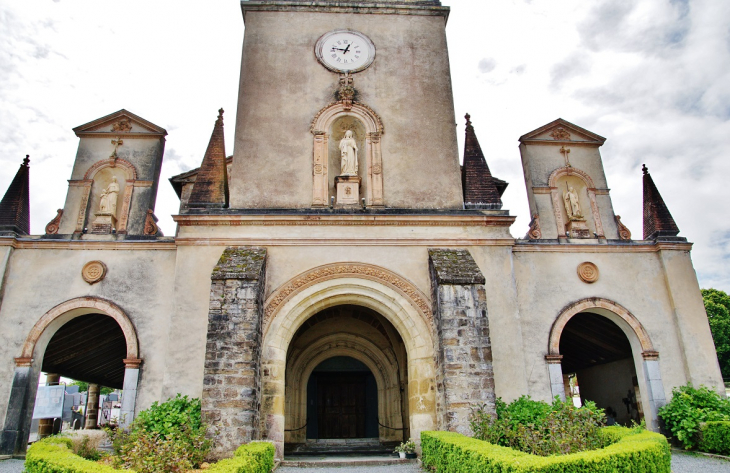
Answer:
[
  {"left": 99, "top": 177, "right": 120, "bottom": 215},
  {"left": 339, "top": 130, "right": 358, "bottom": 176},
  {"left": 563, "top": 185, "right": 583, "bottom": 220}
]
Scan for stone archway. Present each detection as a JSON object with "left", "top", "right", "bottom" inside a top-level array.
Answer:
[
  {"left": 262, "top": 264, "right": 435, "bottom": 458},
  {"left": 545, "top": 298, "right": 665, "bottom": 429},
  {"left": 0, "top": 297, "right": 142, "bottom": 455}
]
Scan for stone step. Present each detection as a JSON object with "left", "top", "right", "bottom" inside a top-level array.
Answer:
[{"left": 281, "top": 456, "right": 417, "bottom": 468}]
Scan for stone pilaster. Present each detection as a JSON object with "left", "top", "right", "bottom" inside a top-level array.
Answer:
[
  {"left": 428, "top": 249, "right": 494, "bottom": 435},
  {"left": 0, "top": 359, "right": 33, "bottom": 455},
  {"left": 202, "top": 247, "right": 266, "bottom": 459}
]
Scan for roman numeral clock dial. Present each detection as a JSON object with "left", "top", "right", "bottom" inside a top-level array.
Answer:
[{"left": 315, "top": 29, "right": 376, "bottom": 74}]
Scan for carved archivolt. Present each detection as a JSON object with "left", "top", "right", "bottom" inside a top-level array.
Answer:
[
  {"left": 310, "top": 101, "right": 385, "bottom": 207},
  {"left": 548, "top": 298, "right": 655, "bottom": 357},
  {"left": 83, "top": 157, "right": 138, "bottom": 181},
  {"left": 76, "top": 158, "right": 138, "bottom": 234},
  {"left": 21, "top": 296, "right": 139, "bottom": 361},
  {"left": 264, "top": 263, "right": 431, "bottom": 327}
]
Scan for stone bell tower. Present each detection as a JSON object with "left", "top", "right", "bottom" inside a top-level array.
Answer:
[{"left": 230, "top": 0, "right": 463, "bottom": 210}]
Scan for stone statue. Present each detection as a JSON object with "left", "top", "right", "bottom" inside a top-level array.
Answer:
[
  {"left": 99, "top": 177, "right": 120, "bottom": 215},
  {"left": 563, "top": 185, "right": 583, "bottom": 220},
  {"left": 339, "top": 130, "right": 358, "bottom": 176}
]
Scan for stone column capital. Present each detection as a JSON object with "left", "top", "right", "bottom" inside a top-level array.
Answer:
[
  {"left": 544, "top": 354, "right": 564, "bottom": 364},
  {"left": 123, "top": 358, "right": 143, "bottom": 369},
  {"left": 14, "top": 357, "right": 33, "bottom": 367},
  {"left": 642, "top": 350, "right": 659, "bottom": 361}
]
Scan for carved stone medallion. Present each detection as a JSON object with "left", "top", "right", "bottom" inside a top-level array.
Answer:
[
  {"left": 551, "top": 128, "right": 571, "bottom": 141},
  {"left": 82, "top": 261, "right": 107, "bottom": 284},
  {"left": 577, "top": 262, "right": 599, "bottom": 284}
]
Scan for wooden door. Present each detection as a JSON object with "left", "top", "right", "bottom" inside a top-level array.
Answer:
[{"left": 317, "top": 373, "right": 366, "bottom": 438}]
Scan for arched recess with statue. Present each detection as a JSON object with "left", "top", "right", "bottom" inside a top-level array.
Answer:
[
  {"left": 261, "top": 263, "right": 436, "bottom": 456},
  {"left": 0, "top": 297, "right": 142, "bottom": 455},
  {"left": 545, "top": 298, "right": 666, "bottom": 429}
]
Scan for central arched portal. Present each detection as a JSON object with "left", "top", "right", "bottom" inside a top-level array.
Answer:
[
  {"left": 285, "top": 305, "right": 407, "bottom": 448},
  {"left": 261, "top": 264, "right": 437, "bottom": 458}
]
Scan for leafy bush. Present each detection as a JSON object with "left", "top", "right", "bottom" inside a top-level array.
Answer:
[
  {"left": 104, "top": 394, "right": 212, "bottom": 471},
  {"left": 208, "top": 442, "right": 276, "bottom": 473},
  {"left": 470, "top": 395, "right": 607, "bottom": 455},
  {"left": 657, "top": 383, "right": 730, "bottom": 449},
  {"left": 25, "top": 437, "right": 121, "bottom": 473},
  {"left": 698, "top": 421, "right": 730, "bottom": 455},
  {"left": 702, "top": 288, "right": 730, "bottom": 378},
  {"left": 421, "top": 427, "right": 671, "bottom": 473}
]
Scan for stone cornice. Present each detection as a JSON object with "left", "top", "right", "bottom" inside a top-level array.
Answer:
[
  {"left": 0, "top": 238, "right": 175, "bottom": 250},
  {"left": 513, "top": 241, "right": 693, "bottom": 253},
  {"left": 175, "top": 237, "right": 516, "bottom": 247},
  {"left": 241, "top": 1, "right": 450, "bottom": 20},
  {"left": 173, "top": 213, "right": 516, "bottom": 227}
]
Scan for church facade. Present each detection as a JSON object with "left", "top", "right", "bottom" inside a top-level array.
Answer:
[{"left": 0, "top": 0, "right": 723, "bottom": 460}]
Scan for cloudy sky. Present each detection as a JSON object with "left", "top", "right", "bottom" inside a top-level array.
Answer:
[{"left": 1, "top": 0, "right": 728, "bottom": 291}]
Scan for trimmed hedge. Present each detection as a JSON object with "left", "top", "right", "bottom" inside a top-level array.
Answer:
[
  {"left": 25, "top": 437, "right": 275, "bottom": 473},
  {"left": 698, "top": 421, "right": 730, "bottom": 455},
  {"left": 25, "top": 437, "right": 126, "bottom": 473},
  {"left": 207, "top": 442, "right": 275, "bottom": 473},
  {"left": 422, "top": 426, "right": 671, "bottom": 473}
]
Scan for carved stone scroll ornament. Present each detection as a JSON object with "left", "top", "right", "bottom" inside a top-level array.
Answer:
[
  {"left": 577, "top": 262, "right": 599, "bottom": 284},
  {"left": 82, "top": 260, "right": 108, "bottom": 284},
  {"left": 615, "top": 215, "right": 632, "bottom": 240},
  {"left": 526, "top": 214, "right": 541, "bottom": 240},
  {"left": 45, "top": 209, "right": 63, "bottom": 235},
  {"left": 144, "top": 210, "right": 159, "bottom": 236},
  {"left": 551, "top": 128, "right": 571, "bottom": 141}
]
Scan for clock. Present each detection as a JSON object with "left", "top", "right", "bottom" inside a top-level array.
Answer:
[{"left": 315, "top": 29, "right": 375, "bottom": 73}]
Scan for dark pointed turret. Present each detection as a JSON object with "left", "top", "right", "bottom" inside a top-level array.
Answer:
[
  {"left": 462, "top": 114, "right": 507, "bottom": 209},
  {"left": 0, "top": 155, "right": 31, "bottom": 235},
  {"left": 642, "top": 164, "right": 682, "bottom": 240},
  {"left": 188, "top": 109, "right": 229, "bottom": 209}
]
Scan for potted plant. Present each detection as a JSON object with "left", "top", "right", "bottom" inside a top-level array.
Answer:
[{"left": 394, "top": 439, "right": 416, "bottom": 459}]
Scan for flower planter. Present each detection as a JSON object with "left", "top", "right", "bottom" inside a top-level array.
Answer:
[
  {"left": 398, "top": 451, "right": 406, "bottom": 459},
  {"left": 405, "top": 452, "right": 417, "bottom": 459}
]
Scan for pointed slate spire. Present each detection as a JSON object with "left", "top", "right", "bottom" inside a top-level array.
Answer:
[
  {"left": 0, "top": 155, "right": 31, "bottom": 235},
  {"left": 462, "top": 114, "right": 506, "bottom": 209},
  {"left": 188, "top": 109, "right": 229, "bottom": 209},
  {"left": 642, "top": 164, "right": 681, "bottom": 240}
]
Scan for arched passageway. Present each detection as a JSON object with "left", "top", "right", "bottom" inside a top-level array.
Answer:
[
  {"left": 285, "top": 305, "right": 408, "bottom": 447},
  {"left": 560, "top": 313, "right": 642, "bottom": 425},
  {"left": 0, "top": 297, "right": 141, "bottom": 455},
  {"left": 545, "top": 298, "right": 666, "bottom": 430}
]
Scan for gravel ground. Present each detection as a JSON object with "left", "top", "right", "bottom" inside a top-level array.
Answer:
[
  {"left": 0, "top": 459, "right": 23, "bottom": 473},
  {"left": 671, "top": 450, "right": 730, "bottom": 473}
]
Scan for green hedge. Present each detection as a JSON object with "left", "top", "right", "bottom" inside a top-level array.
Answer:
[
  {"left": 25, "top": 437, "right": 275, "bottom": 473},
  {"left": 698, "top": 421, "right": 730, "bottom": 455},
  {"left": 207, "top": 442, "right": 275, "bottom": 473},
  {"left": 25, "top": 437, "right": 126, "bottom": 473},
  {"left": 421, "top": 426, "right": 671, "bottom": 473}
]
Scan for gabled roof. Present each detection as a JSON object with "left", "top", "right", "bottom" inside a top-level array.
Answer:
[
  {"left": 518, "top": 118, "right": 606, "bottom": 146},
  {"left": 169, "top": 156, "right": 233, "bottom": 199},
  {"left": 73, "top": 109, "right": 167, "bottom": 137},
  {"left": 0, "top": 155, "right": 31, "bottom": 235}
]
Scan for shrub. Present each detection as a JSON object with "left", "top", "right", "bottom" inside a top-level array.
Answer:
[
  {"left": 421, "top": 427, "right": 671, "bottom": 473},
  {"left": 134, "top": 393, "right": 203, "bottom": 439},
  {"left": 208, "top": 442, "right": 275, "bottom": 473},
  {"left": 697, "top": 421, "right": 730, "bottom": 455},
  {"left": 470, "top": 395, "right": 606, "bottom": 455},
  {"left": 25, "top": 437, "right": 122, "bottom": 473},
  {"left": 657, "top": 383, "right": 730, "bottom": 449}
]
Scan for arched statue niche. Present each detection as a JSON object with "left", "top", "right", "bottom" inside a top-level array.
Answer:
[
  {"left": 547, "top": 167, "right": 605, "bottom": 239},
  {"left": 310, "top": 102, "right": 384, "bottom": 207}
]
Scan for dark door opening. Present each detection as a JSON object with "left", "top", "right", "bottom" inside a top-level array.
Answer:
[{"left": 306, "top": 356, "right": 378, "bottom": 440}]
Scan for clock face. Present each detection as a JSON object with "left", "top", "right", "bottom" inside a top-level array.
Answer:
[{"left": 315, "top": 29, "right": 375, "bottom": 73}]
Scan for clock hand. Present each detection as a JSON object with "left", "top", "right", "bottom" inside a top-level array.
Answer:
[
  {"left": 343, "top": 43, "right": 351, "bottom": 54},
  {"left": 331, "top": 47, "right": 347, "bottom": 52}
]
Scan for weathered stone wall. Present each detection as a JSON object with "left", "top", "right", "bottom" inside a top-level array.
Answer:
[
  {"left": 202, "top": 247, "right": 267, "bottom": 459},
  {"left": 429, "top": 249, "right": 495, "bottom": 435}
]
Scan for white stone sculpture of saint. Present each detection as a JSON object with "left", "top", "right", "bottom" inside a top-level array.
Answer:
[
  {"left": 563, "top": 185, "right": 583, "bottom": 220},
  {"left": 339, "top": 130, "right": 358, "bottom": 176},
  {"left": 99, "top": 177, "right": 120, "bottom": 215}
]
